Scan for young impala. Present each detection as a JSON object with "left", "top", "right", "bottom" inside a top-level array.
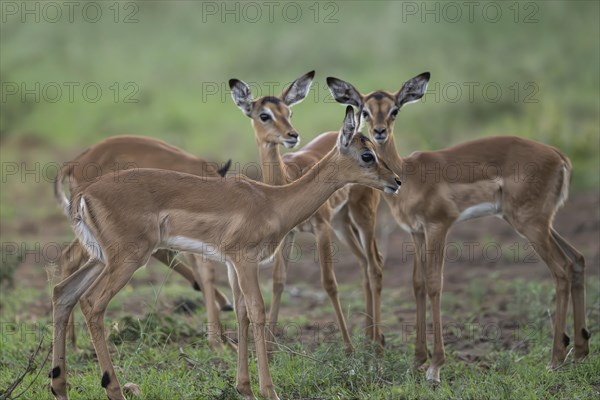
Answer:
[
  {"left": 49, "top": 107, "right": 400, "bottom": 400},
  {"left": 54, "top": 136, "right": 233, "bottom": 349},
  {"left": 230, "top": 71, "right": 388, "bottom": 352},
  {"left": 327, "top": 72, "right": 590, "bottom": 383}
]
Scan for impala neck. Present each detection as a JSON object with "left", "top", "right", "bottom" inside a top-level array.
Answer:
[
  {"left": 270, "top": 149, "right": 344, "bottom": 235},
  {"left": 378, "top": 132, "right": 405, "bottom": 175},
  {"left": 257, "top": 141, "right": 288, "bottom": 186}
]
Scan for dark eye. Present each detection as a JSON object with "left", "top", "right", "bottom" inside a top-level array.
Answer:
[
  {"left": 361, "top": 153, "right": 375, "bottom": 163},
  {"left": 259, "top": 113, "right": 271, "bottom": 122},
  {"left": 390, "top": 109, "right": 399, "bottom": 120},
  {"left": 362, "top": 111, "right": 369, "bottom": 119}
]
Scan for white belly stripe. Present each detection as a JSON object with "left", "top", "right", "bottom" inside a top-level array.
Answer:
[{"left": 457, "top": 202, "right": 502, "bottom": 222}]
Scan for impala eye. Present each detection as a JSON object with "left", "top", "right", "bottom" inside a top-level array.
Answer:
[
  {"left": 390, "top": 109, "right": 399, "bottom": 120},
  {"left": 362, "top": 111, "right": 369, "bottom": 119},
  {"left": 361, "top": 153, "right": 375, "bottom": 163},
  {"left": 259, "top": 113, "right": 271, "bottom": 122}
]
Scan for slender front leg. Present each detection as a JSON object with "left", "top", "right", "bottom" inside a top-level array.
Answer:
[
  {"left": 349, "top": 187, "right": 384, "bottom": 347},
  {"left": 423, "top": 226, "right": 449, "bottom": 384},
  {"left": 268, "top": 231, "right": 295, "bottom": 344},
  {"left": 364, "top": 231, "right": 384, "bottom": 348},
  {"left": 51, "top": 259, "right": 103, "bottom": 400},
  {"left": 411, "top": 232, "right": 428, "bottom": 369},
  {"left": 234, "top": 261, "right": 280, "bottom": 400},
  {"left": 226, "top": 262, "right": 254, "bottom": 399},
  {"left": 333, "top": 208, "right": 372, "bottom": 339},
  {"left": 313, "top": 212, "right": 354, "bottom": 354},
  {"left": 187, "top": 255, "right": 229, "bottom": 350}
]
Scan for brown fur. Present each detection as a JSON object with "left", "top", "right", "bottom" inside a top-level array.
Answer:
[
  {"left": 54, "top": 135, "right": 232, "bottom": 351},
  {"left": 327, "top": 72, "right": 589, "bottom": 383},
  {"left": 231, "top": 71, "right": 392, "bottom": 350},
  {"left": 50, "top": 111, "right": 399, "bottom": 400}
]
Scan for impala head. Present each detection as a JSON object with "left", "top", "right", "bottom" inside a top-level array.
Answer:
[
  {"left": 337, "top": 106, "right": 401, "bottom": 194},
  {"left": 327, "top": 72, "right": 430, "bottom": 144},
  {"left": 229, "top": 71, "right": 315, "bottom": 149}
]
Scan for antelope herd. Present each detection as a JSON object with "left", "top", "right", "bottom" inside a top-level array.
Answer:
[{"left": 50, "top": 72, "right": 589, "bottom": 399}]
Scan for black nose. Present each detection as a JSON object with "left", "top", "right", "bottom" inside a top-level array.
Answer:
[
  {"left": 374, "top": 127, "right": 387, "bottom": 135},
  {"left": 395, "top": 177, "right": 402, "bottom": 186},
  {"left": 288, "top": 131, "right": 298, "bottom": 139}
]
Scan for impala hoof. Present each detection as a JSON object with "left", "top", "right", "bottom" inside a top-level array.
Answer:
[
  {"left": 412, "top": 355, "right": 428, "bottom": 370},
  {"left": 123, "top": 383, "right": 141, "bottom": 396},
  {"left": 236, "top": 383, "right": 255, "bottom": 400},
  {"left": 260, "top": 387, "right": 280, "bottom": 400},
  {"left": 344, "top": 345, "right": 355, "bottom": 356},
  {"left": 426, "top": 366, "right": 440, "bottom": 385}
]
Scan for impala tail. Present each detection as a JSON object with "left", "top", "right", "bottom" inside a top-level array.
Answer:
[
  {"left": 55, "top": 147, "right": 91, "bottom": 216},
  {"left": 54, "top": 162, "right": 75, "bottom": 216},
  {"left": 69, "top": 193, "right": 105, "bottom": 263},
  {"left": 557, "top": 151, "right": 572, "bottom": 209}
]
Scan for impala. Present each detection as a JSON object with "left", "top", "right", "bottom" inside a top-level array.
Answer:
[
  {"left": 230, "top": 71, "right": 388, "bottom": 352},
  {"left": 49, "top": 107, "right": 400, "bottom": 400},
  {"left": 327, "top": 72, "right": 590, "bottom": 383},
  {"left": 54, "top": 135, "right": 233, "bottom": 349}
]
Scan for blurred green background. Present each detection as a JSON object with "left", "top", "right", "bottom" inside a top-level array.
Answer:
[
  {"left": 1, "top": 4, "right": 599, "bottom": 397},
  {"left": 1, "top": 0, "right": 599, "bottom": 195}
]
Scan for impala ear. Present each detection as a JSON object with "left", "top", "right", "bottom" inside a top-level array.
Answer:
[
  {"left": 326, "top": 77, "right": 363, "bottom": 108},
  {"left": 338, "top": 106, "right": 356, "bottom": 150},
  {"left": 280, "top": 70, "right": 315, "bottom": 106},
  {"left": 396, "top": 72, "right": 430, "bottom": 107},
  {"left": 229, "top": 78, "right": 254, "bottom": 116}
]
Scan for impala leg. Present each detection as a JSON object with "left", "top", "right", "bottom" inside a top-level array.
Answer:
[
  {"left": 51, "top": 258, "right": 103, "bottom": 400},
  {"left": 154, "top": 250, "right": 213, "bottom": 340},
  {"left": 268, "top": 231, "right": 295, "bottom": 346},
  {"left": 423, "top": 226, "right": 448, "bottom": 384},
  {"left": 516, "top": 225, "right": 572, "bottom": 368},
  {"left": 59, "top": 240, "right": 87, "bottom": 352},
  {"left": 349, "top": 187, "right": 385, "bottom": 347},
  {"left": 78, "top": 256, "right": 147, "bottom": 400},
  {"left": 411, "top": 232, "right": 428, "bottom": 369},
  {"left": 153, "top": 249, "right": 198, "bottom": 289},
  {"left": 214, "top": 285, "right": 234, "bottom": 312},
  {"left": 313, "top": 214, "right": 354, "bottom": 354},
  {"left": 234, "top": 261, "right": 279, "bottom": 400},
  {"left": 551, "top": 228, "right": 590, "bottom": 360},
  {"left": 333, "top": 208, "right": 372, "bottom": 340},
  {"left": 153, "top": 249, "right": 233, "bottom": 310},
  {"left": 365, "top": 229, "right": 384, "bottom": 348},
  {"left": 188, "top": 255, "right": 229, "bottom": 350},
  {"left": 226, "top": 263, "right": 255, "bottom": 399}
]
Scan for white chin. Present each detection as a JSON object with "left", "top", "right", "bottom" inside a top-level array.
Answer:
[
  {"left": 374, "top": 138, "right": 387, "bottom": 145},
  {"left": 384, "top": 186, "right": 399, "bottom": 194},
  {"left": 283, "top": 140, "right": 298, "bottom": 149}
]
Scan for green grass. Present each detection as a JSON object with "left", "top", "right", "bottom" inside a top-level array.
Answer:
[{"left": 1, "top": 266, "right": 598, "bottom": 399}]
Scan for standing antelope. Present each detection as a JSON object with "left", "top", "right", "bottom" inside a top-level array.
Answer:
[
  {"left": 49, "top": 107, "right": 400, "bottom": 400},
  {"left": 327, "top": 72, "right": 590, "bottom": 383},
  {"left": 229, "top": 71, "right": 388, "bottom": 352},
  {"left": 54, "top": 136, "right": 233, "bottom": 350}
]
